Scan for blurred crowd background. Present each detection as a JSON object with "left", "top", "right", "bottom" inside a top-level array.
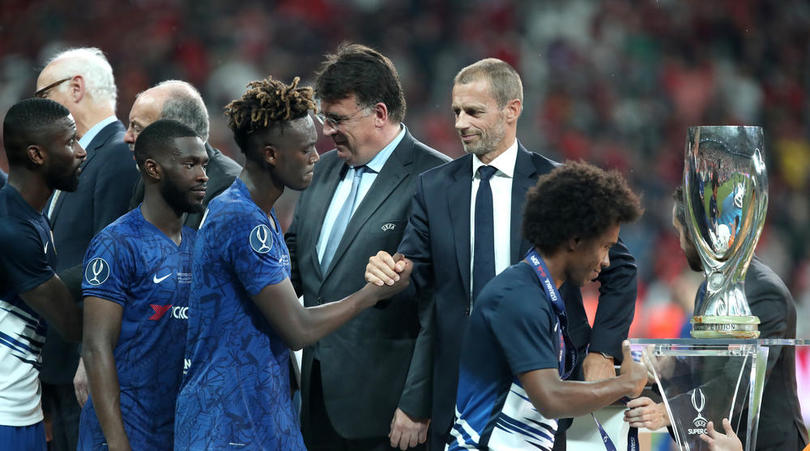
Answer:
[{"left": 1, "top": 0, "right": 808, "bottom": 430}]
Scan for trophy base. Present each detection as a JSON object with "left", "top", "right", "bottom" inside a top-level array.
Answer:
[{"left": 690, "top": 315, "right": 760, "bottom": 339}]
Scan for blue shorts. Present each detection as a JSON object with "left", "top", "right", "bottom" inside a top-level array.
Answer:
[{"left": 0, "top": 421, "right": 46, "bottom": 451}]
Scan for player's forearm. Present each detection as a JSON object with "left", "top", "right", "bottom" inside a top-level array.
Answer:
[
  {"left": 286, "top": 284, "right": 379, "bottom": 350},
  {"left": 82, "top": 345, "right": 131, "bottom": 450},
  {"left": 523, "top": 373, "right": 635, "bottom": 419}
]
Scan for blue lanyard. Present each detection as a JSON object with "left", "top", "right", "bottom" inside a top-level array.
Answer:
[
  {"left": 523, "top": 249, "right": 576, "bottom": 380},
  {"left": 525, "top": 249, "right": 637, "bottom": 451}
]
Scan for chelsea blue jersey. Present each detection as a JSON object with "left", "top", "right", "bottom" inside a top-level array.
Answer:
[
  {"left": 174, "top": 179, "right": 304, "bottom": 450},
  {"left": 78, "top": 207, "right": 194, "bottom": 450}
]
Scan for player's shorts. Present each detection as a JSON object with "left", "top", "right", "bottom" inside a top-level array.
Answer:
[{"left": 0, "top": 421, "right": 46, "bottom": 451}]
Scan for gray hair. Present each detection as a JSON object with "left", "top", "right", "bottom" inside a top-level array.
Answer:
[
  {"left": 155, "top": 80, "right": 210, "bottom": 142},
  {"left": 46, "top": 47, "right": 117, "bottom": 108},
  {"left": 454, "top": 58, "right": 523, "bottom": 108}
]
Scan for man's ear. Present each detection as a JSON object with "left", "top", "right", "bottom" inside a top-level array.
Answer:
[
  {"left": 67, "top": 75, "right": 86, "bottom": 103},
  {"left": 143, "top": 158, "right": 161, "bottom": 181},
  {"left": 263, "top": 144, "right": 279, "bottom": 167},
  {"left": 567, "top": 237, "right": 581, "bottom": 252},
  {"left": 503, "top": 98, "right": 522, "bottom": 124},
  {"left": 27, "top": 144, "right": 46, "bottom": 167},
  {"left": 371, "top": 102, "right": 389, "bottom": 128}
]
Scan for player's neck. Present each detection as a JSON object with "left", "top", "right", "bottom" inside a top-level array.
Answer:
[
  {"left": 8, "top": 172, "right": 53, "bottom": 213},
  {"left": 240, "top": 166, "right": 283, "bottom": 215},
  {"left": 141, "top": 191, "right": 184, "bottom": 245},
  {"left": 538, "top": 248, "right": 567, "bottom": 289}
]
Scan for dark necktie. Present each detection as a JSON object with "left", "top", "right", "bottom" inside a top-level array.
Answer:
[
  {"left": 472, "top": 165, "right": 497, "bottom": 302},
  {"left": 321, "top": 165, "right": 366, "bottom": 272}
]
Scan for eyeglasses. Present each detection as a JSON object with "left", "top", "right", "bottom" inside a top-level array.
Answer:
[
  {"left": 315, "top": 107, "right": 369, "bottom": 129},
  {"left": 34, "top": 77, "right": 72, "bottom": 98}
]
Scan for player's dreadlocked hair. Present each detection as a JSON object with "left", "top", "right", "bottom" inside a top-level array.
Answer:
[{"left": 224, "top": 76, "right": 316, "bottom": 154}]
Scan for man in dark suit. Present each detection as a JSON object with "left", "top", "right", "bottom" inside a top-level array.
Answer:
[
  {"left": 624, "top": 187, "right": 808, "bottom": 451},
  {"left": 124, "top": 80, "right": 242, "bottom": 229},
  {"left": 285, "top": 43, "right": 450, "bottom": 451},
  {"left": 367, "top": 58, "right": 638, "bottom": 450},
  {"left": 34, "top": 47, "right": 139, "bottom": 451}
]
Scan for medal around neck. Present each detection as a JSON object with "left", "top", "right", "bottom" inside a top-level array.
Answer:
[{"left": 684, "top": 125, "right": 767, "bottom": 338}]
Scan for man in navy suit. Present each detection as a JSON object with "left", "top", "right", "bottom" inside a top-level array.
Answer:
[
  {"left": 367, "top": 58, "right": 638, "bottom": 450},
  {"left": 34, "top": 47, "right": 139, "bottom": 451}
]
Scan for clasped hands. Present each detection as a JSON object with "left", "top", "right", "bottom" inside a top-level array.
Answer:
[{"left": 366, "top": 251, "right": 412, "bottom": 291}]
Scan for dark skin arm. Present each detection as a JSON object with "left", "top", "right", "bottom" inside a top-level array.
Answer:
[
  {"left": 518, "top": 341, "right": 647, "bottom": 419},
  {"left": 20, "top": 274, "right": 82, "bottom": 342},
  {"left": 81, "top": 297, "right": 130, "bottom": 451},
  {"left": 253, "top": 259, "right": 413, "bottom": 351}
]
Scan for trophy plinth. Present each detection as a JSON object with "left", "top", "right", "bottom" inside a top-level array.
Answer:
[
  {"left": 690, "top": 315, "right": 760, "bottom": 338},
  {"left": 684, "top": 126, "right": 767, "bottom": 338}
]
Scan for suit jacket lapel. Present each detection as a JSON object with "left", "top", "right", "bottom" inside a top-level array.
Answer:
[
  {"left": 448, "top": 155, "right": 473, "bottom": 298},
  {"left": 322, "top": 134, "right": 412, "bottom": 280},
  {"left": 510, "top": 143, "right": 539, "bottom": 263}
]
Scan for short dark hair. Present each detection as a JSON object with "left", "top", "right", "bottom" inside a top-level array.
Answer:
[
  {"left": 3, "top": 98, "right": 71, "bottom": 165},
  {"left": 224, "top": 76, "right": 316, "bottom": 157},
  {"left": 133, "top": 119, "right": 199, "bottom": 168},
  {"left": 522, "top": 161, "right": 643, "bottom": 254},
  {"left": 315, "top": 43, "right": 406, "bottom": 123}
]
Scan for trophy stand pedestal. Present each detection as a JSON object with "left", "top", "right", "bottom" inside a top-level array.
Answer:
[{"left": 691, "top": 315, "right": 760, "bottom": 339}]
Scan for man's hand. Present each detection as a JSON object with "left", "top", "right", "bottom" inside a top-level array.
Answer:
[
  {"left": 583, "top": 352, "right": 615, "bottom": 381},
  {"left": 389, "top": 408, "right": 429, "bottom": 450},
  {"left": 624, "top": 396, "right": 669, "bottom": 430},
  {"left": 618, "top": 340, "right": 647, "bottom": 398},
  {"left": 366, "top": 250, "right": 408, "bottom": 286},
  {"left": 700, "top": 419, "right": 743, "bottom": 451},
  {"left": 74, "top": 357, "right": 89, "bottom": 407}
]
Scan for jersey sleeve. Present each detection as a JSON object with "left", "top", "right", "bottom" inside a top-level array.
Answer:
[
  {"left": 0, "top": 218, "right": 54, "bottom": 293},
  {"left": 81, "top": 229, "right": 133, "bottom": 306},
  {"left": 225, "top": 211, "right": 288, "bottom": 296},
  {"left": 485, "top": 281, "right": 560, "bottom": 376}
]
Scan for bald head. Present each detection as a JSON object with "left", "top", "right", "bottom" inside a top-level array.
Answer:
[{"left": 124, "top": 80, "right": 209, "bottom": 150}]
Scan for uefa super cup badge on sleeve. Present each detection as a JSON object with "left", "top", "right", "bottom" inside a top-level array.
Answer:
[{"left": 683, "top": 126, "right": 767, "bottom": 338}]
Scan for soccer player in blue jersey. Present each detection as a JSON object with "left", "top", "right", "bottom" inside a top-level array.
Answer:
[
  {"left": 0, "top": 98, "right": 84, "bottom": 450},
  {"left": 376, "top": 162, "right": 647, "bottom": 451},
  {"left": 174, "top": 76, "right": 412, "bottom": 450},
  {"left": 78, "top": 119, "right": 208, "bottom": 450}
]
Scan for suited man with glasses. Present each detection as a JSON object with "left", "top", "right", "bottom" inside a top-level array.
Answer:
[
  {"left": 286, "top": 43, "right": 450, "bottom": 451},
  {"left": 34, "top": 47, "right": 138, "bottom": 451}
]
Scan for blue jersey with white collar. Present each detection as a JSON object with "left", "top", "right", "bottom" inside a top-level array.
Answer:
[
  {"left": 175, "top": 179, "right": 303, "bottom": 450},
  {"left": 78, "top": 207, "right": 194, "bottom": 450}
]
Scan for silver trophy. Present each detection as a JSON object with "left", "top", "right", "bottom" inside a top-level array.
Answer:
[{"left": 683, "top": 126, "right": 768, "bottom": 338}]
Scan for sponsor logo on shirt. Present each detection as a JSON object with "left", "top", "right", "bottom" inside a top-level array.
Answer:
[
  {"left": 249, "top": 224, "right": 273, "bottom": 254},
  {"left": 148, "top": 304, "right": 188, "bottom": 320},
  {"left": 85, "top": 258, "right": 111, "bottom": 286}
]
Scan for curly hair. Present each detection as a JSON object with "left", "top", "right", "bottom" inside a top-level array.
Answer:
[
  {"left": 224, "top": 76, "right": 316, "bottom": 153},
  {"left": 522, "top": 161, "right": 643, "bottom": 254}
]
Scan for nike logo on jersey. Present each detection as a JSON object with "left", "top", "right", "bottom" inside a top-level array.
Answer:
[
  {"left": 153, "top": 273, "right": 172, "bottom": 283},
  {"left": 44, "top": 241, "right": 49, "bottom": 255}
]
